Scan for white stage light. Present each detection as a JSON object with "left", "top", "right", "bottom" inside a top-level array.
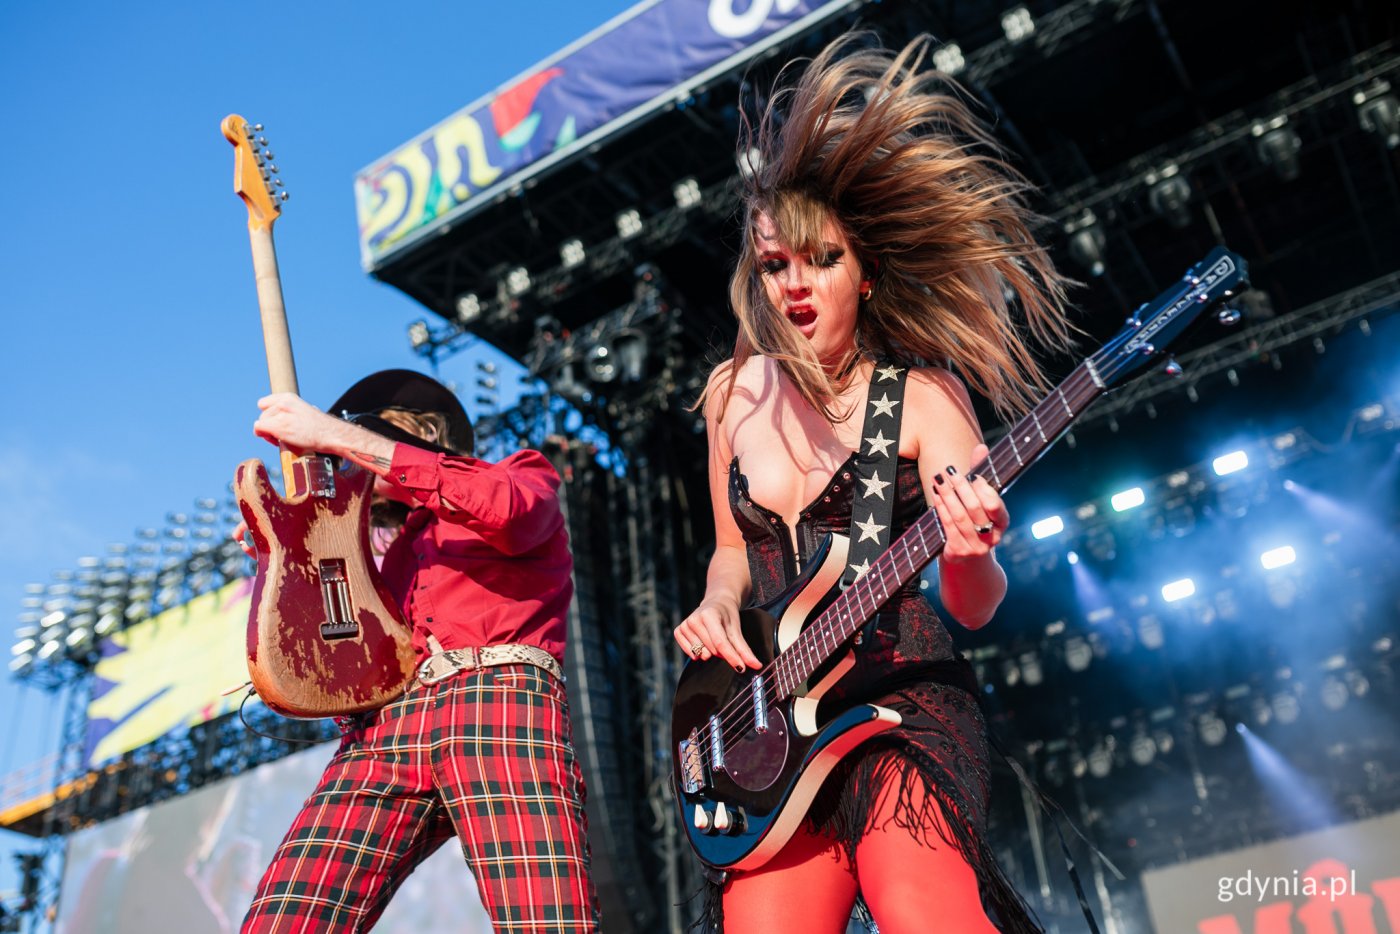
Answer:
[
  {"left": 1260, "top": 546, "right": 1297, "bottom": 570},
  {"left": 615, "top": 208, "right": 643, "bottom": 239},
  {"left": 1001, "top": 5, "right": 1036, "bottom": 43},
  {"left": 1031, "top": 516, "right": 1064, "bottom": 539},
  {"left": 1212, "top": 450, "right": 1249, "bottom": 476},
  {"left": 1162, "top": 578, "right": 1196, "bottom": 602},
  {"left": 560, "top": 239, "right": 586, "bottom": 269},
  {"left": 505, "top": 266, "right": 531, "bottom": 296},
  {"left": 673, "top": 177, "right": 702, "bottom": 210},
  {"left": 1198, "top": 712, "right": 1228, "bottom": 746},
  {"left": 932, "top": 42, "right": 965, "bottom": 75},
  {"left": 1064, "top": 637, "right": 1092, "bottom": 672},
  {"left": 1111, "top": 487, "right": 1144, "bottom": 512}
]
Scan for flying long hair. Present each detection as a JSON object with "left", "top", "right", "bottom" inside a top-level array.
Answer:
[{"left": 711, "top": 32, "right": 1076, "bottom": 424}]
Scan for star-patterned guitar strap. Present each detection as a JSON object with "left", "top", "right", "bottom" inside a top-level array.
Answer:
[{"left": 840, "top": 362, "right": 909, "bottom": 644}]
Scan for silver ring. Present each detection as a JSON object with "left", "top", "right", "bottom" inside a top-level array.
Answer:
[
  {"left": 974, "top": 522, "right": 995, "bottom": 535},
  {"left": 690, "top": 642, "right": 705, "bottom": 655}
]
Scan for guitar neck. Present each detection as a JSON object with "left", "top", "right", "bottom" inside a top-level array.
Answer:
[
  {"left": 247, "top": 225, "right": 299, "bottom": 396},
  {"left": 771, "top": 360, "right": 1109, "bottom": 698},
  {"left": 247, "top": 221, "right": 308, "bottom": 498}
]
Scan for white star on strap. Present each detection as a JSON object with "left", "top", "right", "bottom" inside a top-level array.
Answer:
[
  {"left": 848, "top": 559, "right": 872, "bottom": 579},
  {"left": 860, "top": 471, "right": 891, "bottom": 501},
  {"left": 875, "top": 365, "right": 904, "bottom": 382},
  {"left": 855, "top": 512, "right": 887, "bottom": 543},
  {"left": 864, "top": 430, "right": 895, "bottom": 457},
  {"left": 870, "top": 392, "right": 900, "bottom": 418}
]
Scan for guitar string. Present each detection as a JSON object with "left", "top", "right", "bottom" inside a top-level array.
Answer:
[{"left": 693, "top": 270, "right": 1228, "bottom": 753}]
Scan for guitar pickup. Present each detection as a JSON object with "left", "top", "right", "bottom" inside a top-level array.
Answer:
[
  {"left": 708, "top": 714, "right": 726, "bottom": 774},
  {"left": 751, "top": 676, "right": 768, "bottom": 734},
  {"left": 317, "top": 559, "right": 359, "bottom": 640}
]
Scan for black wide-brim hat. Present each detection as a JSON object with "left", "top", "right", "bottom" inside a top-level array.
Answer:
[{"left": 328, "top": 369, "right": 473, "bottom": 455}]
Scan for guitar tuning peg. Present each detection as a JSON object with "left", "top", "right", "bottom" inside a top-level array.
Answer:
[
  {"left": 263, "top": 151, "right": 275, "bottom": 161},
  {"left": 252, "top": 124, "right": 264, "bottom": 132},
  {"left": 274, "top": 178, "right": 284, "bottom": 187},
  {"left": 1217, "top": 306, "right": 1243, "bottom": 326},
  {"left": 268, "top": 165, "right": 279, "bottom": 174},
  {"left": 279, "top": 192, "right": 290, "bottom": 202},
  {"left": 258, "top": 136, "right": 268, "bottom": 146},
  {"left": 1164, "top": 356, "right": 1183, "bottom": 377}
]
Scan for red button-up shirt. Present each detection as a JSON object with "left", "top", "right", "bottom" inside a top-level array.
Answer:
[{"left": 377, "top": 443, "right": 573, "bottom": 663}]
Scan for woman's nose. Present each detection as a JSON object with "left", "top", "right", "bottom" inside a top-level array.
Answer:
[{"left": 781, "top": 267, "right": 810, "bottom": 295}]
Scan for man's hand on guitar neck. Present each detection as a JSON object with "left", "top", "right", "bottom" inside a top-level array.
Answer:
[{"left": 254, "top": 392, "right": 397, "bottom": 475}]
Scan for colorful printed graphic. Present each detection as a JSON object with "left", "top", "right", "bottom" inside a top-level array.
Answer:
[
  {"left": 85, "top": 581, "right": 253, "bottom": 767},
  {"left": 354, "top": 0, "right": 846, "bottom": 268}
]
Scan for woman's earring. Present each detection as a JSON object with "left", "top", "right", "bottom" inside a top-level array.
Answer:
[{"left": 860, "top": 283, "right": 873, "bottom": 301}]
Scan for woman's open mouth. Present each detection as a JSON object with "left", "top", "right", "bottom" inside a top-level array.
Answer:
[{"left": 787, "top": 306, "right": 817, "bottom": 336}]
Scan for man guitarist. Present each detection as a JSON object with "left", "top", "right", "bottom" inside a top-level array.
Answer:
[{"left": 237, "top": 369, "right": 600, "bottom": 933}]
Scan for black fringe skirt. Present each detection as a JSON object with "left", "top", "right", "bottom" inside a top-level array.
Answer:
[{"left": 693, "top": 677, "right": 1042, "bottom": 933}]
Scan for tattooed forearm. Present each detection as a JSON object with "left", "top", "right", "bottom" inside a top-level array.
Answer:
[{"left": 347, "top": 450, "right": 394, "bottom": 472}]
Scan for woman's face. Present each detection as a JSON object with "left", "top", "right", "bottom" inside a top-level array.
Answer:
[{"left": 754, "top": 211, "right": 864, "bottom": 363}]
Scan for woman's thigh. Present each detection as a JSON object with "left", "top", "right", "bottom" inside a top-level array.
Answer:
[
  {"left": 722, "top": 823, "right": 859, "bottom": 934},
  {"left": 854, "top": 767, "right": 997, "bottom": 934}
]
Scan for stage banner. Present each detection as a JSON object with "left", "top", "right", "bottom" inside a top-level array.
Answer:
[
  {"left": 354, "top": 0, "right": 851, "bottom": 269},
  {"left": 1141, "top": 809, "right": 1400, "bottom": 933},
  {"left": 84, "top": 580, "right": 252, "bottom": 767}
]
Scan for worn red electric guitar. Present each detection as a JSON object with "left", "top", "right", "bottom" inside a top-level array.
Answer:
[
  {"left": 671, "top": 247, "right": 1250, "bottom": 871},
  {"left": 223, "top": 114, "right": 416, "bottom": 718}
]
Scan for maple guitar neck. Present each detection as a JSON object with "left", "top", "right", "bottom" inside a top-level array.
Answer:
[{"left": 247, "top": 225, "right": 299, "bottom": 397}]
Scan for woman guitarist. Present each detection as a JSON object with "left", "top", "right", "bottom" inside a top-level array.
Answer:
[
  {"left": 237, "top": 369, "right": 599, "bottom": 933},
  {"left": 672, "top": 35, "right": 1075, "bottom": 933}
]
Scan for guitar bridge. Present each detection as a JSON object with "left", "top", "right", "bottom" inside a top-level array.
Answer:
[
  {"left": 318, "top": 559, "right": 359, "bottom": 639},
  {"left": 678, "top": 728, "right": 707, "bottom": 794}
]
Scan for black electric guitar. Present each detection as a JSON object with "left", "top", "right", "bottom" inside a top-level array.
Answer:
[{"left": 671, "top": 247, "right": 1249, "bottom": 870}]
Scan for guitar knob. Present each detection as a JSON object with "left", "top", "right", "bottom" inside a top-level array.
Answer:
[
  {"left": 693, "top": 805, "right": 712, "bottom": 832},
  {"left": 1164, "top": 357, "right": 1183, "bottom": 378},
  {"left": 1217, "top": 306, "right": 1243, "bottom": 326},
  {"left": 713, "top": 802, "right": 732, "bottom": 833}
]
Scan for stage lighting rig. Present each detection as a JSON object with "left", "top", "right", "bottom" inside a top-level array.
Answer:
[
  {"left": 455, "top": 292, "right": 483, "bottom": 324},
  {"left": 1145, "top": 166, "right": 1192, "bottom": 230},
  {"left": 1000, "top": 5, "right": 1036, "bottom": 44},
  {"left": 1064, "top": 211, "right": 1107, "bottom": 277},
  {"left": 932, "top": 42, "right": 965, "bottom": 76},
  {"left": 1252, "top": 116, "right": 1302, "bottom": 182},
  {"left": 615, "top": 208, "right": 643, "bottom": 240},
  {"left": 672, "top": 177, "right": 702, "bottom": 210},
  {"left": 560, "top": 238, "right": 586, "bottom": 270},
  {"left": 1355, "top": 80, "right": 1399, "bottom": 149},
  {"left": 504, "top": 266, "right": 532, "bottom": 297}
]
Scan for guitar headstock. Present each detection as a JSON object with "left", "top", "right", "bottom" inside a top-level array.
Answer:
[
  {"left": 1098, "top": 246, "right": 1250, "bottom": 390},
  {"left": 221, "top": 114, "right": 289, "bottom": 232}
]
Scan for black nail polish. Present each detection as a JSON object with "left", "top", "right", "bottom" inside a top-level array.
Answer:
[
  {"left": 946, "top": 465, "right": 958, "bottom": 475},
  {"left": 933, "top": 474, "right": 945, "bottom": 486}
]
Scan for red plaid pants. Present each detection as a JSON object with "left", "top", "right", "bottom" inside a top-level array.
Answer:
[{"left": 242, "top": 664, "right": 600, "bottom": 932}]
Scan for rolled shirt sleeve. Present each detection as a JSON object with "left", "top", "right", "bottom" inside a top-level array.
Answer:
[{"left": 387, "top": 444, "right": 564, "bottom": 556}]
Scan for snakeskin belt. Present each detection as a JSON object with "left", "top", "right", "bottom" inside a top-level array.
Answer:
[{"left": 415, "top": 643, "right": 563, "bottom": 685}]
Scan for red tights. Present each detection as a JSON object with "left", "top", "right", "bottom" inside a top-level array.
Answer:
[{"left": 722, "top": 771, "right": 998, "bottom": 934}]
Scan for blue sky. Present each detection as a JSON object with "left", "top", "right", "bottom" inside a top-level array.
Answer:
[{"left": 0, "top": 0, "right": 635, "bottom": 901}]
